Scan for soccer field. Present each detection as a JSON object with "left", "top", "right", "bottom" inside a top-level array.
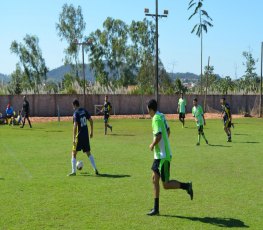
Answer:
[{"left": 0, "top": 117, "right": 262, "bottom": 229}]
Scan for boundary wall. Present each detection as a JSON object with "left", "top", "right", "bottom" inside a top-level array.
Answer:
[{"left": 0, "top": 94, "right": 259, "bottom": 116}]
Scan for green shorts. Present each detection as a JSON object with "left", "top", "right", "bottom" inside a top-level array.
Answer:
[{"left": 151, "top": 159, "right": 170, "bottom": 182}]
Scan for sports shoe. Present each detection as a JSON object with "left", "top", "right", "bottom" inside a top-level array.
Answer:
[
  {"left": 110, "top": 126, "right": 112, "bottom": 132},
  {"left": 67, "top": 172, "right": 76, "bottom": 176},
  {"left": 227, "top": 138, "right": 232, "bottom": 142},
  {"left": 205, "top": 139, "right": 209, "bottom": 145},
  {"left": 147, "top": 209, "right": 159, "bottom": 216},
  {"left": 187, "top": 182, "right": 194, "bottom": 200},
  {"left": 196, "top": 142, "right": 200, "bottom": 146},
  {"left": 95, "top": 169, "right": 99, "bottom": 175}
]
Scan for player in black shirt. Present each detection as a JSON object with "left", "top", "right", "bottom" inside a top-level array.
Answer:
[
  {"left": 21, "top": 95, "right": 32, "bottom": 128},
  {"left": 68, "top": 99, "right": 99, "bottom": 176},
  {"left": 101, "top": 95, "right": 113, "bottom": 135},
  {"left": 220, "top": 98, "right": 232, "bottom": 142}
]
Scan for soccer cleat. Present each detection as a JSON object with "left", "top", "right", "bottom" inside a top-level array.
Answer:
[
  {"left": 67, "top": 172, "right": 76, "bottom": 176},
  {"left": 147, "top": 209, "right": 159, "bottom": 216},
  {"left": 187, "top": 182, "right": 194, "bottom": 200},
  {"left": 95, "top": 169, "right": 99, "bottom": 175},
  {"left": 196, "top": 142, "right": 200, "bottom": 146},
  {"left": 110, "top": 126, "right": 113, "bottom": 132},
  {"left": 227, "top": 139, "right": 232, "bottom": 142},
  {"left": 205, "top": 139, "right": 209, "bottom": 145}
]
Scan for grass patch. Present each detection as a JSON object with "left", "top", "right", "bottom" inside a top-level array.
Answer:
[{"left": 0, "top": 118, "right": 262, "bottom": 229}]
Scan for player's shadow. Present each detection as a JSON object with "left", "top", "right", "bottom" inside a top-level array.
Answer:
[
  {"left": 0, "top": 178, "right": 4, "bottom": 180},
  {"left": 238, "top": 141, "right": 260, "bottom": 144},
  {"left": 98, "top": 173, "right": 131, "bottom": 179},
  {"left": 208, "top": 144, "right": 232, "bottom": 148},
  {"left": 80, "top": 172, "right": 130, "bottom": 179},
  {"left": 162, "top": 215, "right": 249, "bottom": 228},
  {"left": 109, "top": 134, "right": 135, "bottom": 137},
  {"left": 234, "top": 133, "right": 249, "bottom": 136}
]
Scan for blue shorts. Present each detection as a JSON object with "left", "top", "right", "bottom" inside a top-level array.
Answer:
[
  {"left": 72, "top": 135, "right": 90, "bottom": 152},
  {"left": 104, "top": 115, "right": 109, "bottom": 123}
]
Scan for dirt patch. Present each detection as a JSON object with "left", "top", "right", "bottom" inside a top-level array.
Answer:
[{"left": 29, "top": 113, "right": 245, "bottom": 123}]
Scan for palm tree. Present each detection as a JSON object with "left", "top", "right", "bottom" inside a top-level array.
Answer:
[{"left": 188, "top": 0, "right": 213, "bottom": 94}]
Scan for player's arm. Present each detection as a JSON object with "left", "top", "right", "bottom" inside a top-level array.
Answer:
[
  {"left": 73, "top": 121, "right": 78, "bottom": 144},
  {"left": 88, "top": 117, "right": 93, "bottom": 138},
  {"left": 150, "top": 133, "right": 162, "bottom": 151}
]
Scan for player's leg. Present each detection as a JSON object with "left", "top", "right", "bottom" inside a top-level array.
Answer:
[
  {"left": 26, "top": 115, "right": 32, "bottom": 128},
  {"left": 68, "top": 149, "right": 77, "bottom": 176},
  {"left": 147, "top": 160, "right": 160, "bottom": 216},
  {"left": 104, "top": 116, "right": 108, "bottom": 135},
  {"left": 86, "top": 151, "right": 99, "bottom": 175},
  {"left": 200, "top": 126, "right": 208, "bottom": 144},
  {"left": 20, "top": 115, "right": 26, "bottom": 128},
  {"left": 196, "top": 127, "right": 201, "bottom": 145},
  {"left": 160, "top": 160, "right": 193, "bottom": 200}
]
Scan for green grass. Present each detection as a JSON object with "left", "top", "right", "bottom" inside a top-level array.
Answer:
[{"left": 0, "top": 117, "right": 262, "bottom": 229}]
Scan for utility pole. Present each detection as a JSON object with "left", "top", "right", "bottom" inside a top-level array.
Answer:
[
  {"left": 145, "top": 0, "right": 168, "bottom": 106},
  {"left": 260, "top": 42, "right": 263, "bottom": 117}
]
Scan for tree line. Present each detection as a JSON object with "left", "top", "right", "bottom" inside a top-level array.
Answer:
[{"left": 2, "top": 2, "right": 261, "bottom": 95}]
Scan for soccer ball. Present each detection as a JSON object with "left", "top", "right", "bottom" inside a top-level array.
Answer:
[{"left": 76, "top": 161, "right": 84, "bottom": 170}]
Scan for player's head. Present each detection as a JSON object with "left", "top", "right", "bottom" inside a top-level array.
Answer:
[
  {"left": 220, "top": 97, "right": 226, "bottom": 105},
  {"left": 7, "top": 103, "right": 10, "bottom": 108},
  {"left": 180, "top": 93, "right": 184, "bottom": 98},
  {"left": 193, "top": 98, "right": 198, "bottom": 106},
  {"left": 105, "top": 95, "right": 108, "bottom": 101},
  {"left": 147, "top": 99, "right": 157, "bottom": 117},
  {"left": 72, "top": 99, "right": 80, "bottom": 109},
  {"left": 23, "top": 95, "right": 26, "bottom": 100}
]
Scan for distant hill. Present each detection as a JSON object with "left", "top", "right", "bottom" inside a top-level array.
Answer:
[
  {"left": 47, "top": 64, "right": 94, "bottom": 82},
  {"left": 0, "top": 73, "right": 10, "bottom": 84},
  {"left": 169, "top": 72, "right": 199, "bottom": 83}
]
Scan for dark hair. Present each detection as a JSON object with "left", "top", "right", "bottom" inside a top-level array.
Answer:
[
  {"left": 73, "top": 99, "right": 80, "bottom": 107},
  {"left": 147, "top": 99, "right": 157, "bottom": 112},
  {"left": 193, "top": 98, "right": 198, "bottom": 102},
  {"left": 221, "top": 97, "right": 226, "bottom": 101}
]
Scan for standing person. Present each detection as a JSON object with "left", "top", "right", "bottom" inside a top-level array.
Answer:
[
  {"left": 147, "top": 99, "right": 193, "bottom": 216},
  {"left": 220, "top": 97, "right": 232, "bottom": 142},
  {"left": 101, "top": 95, "right": 112, "bottom": 135},
  {"left": 68, "top": 99, "right": 99, "bottom": 176},
  {"left": 192, "top": 98, "right": 208, "bottom": 146},
  {"left": 21, "top": 96, "right": 32, "bottom": 128},
  {"left": 5, "top": 103, "right": 14, "bottom": 125},
  {"left": 177, "top": 93, "right": 187, "bottom": 128}
]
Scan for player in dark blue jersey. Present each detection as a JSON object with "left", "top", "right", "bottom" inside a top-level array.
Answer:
[
  {"left": 68, "top": 99, "right": 99, "bottom": 176},
  {"left": 101, "top": 95, "right": 113, "bottom": 135},
  {"left": 220, "top": 98, "right": 232, "bottom": 142}
]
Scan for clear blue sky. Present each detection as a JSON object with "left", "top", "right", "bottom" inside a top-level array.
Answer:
[{"left": 1, "top": 0, "right": 263, "bottom": 78}]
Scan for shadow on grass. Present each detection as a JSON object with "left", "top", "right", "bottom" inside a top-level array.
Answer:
[
  {"left": 0, "top": 178, "right": 4, "bottom": 180},
  {"left": 45, "top": 130, "right": 64, "bottom": 133},
  {"left": 162, "top": 215, "right": 249, "bottom": 228},
  {"left": 80, "top": 172, "right": 130, "bottom": 179},
  {"left": 238, "top": 141, "right": 260, "bottom": 144},
  {"left": 234, "top": 133, "right": 249, "bottom": 136},
  {"left": 208, "top": 144, "right": 232, "bottom": 148},
  {"left": 109, "top": 133, "right": 135, "bottom": 137}
]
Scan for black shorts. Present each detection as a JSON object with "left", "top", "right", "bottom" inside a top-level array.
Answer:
[
  {"left": 73, "top": 135, "right": 90, "bottom": 152},
  {"left": 104, "top": 114, "right": 109, "bottom": 123},
  {"left": 151, "top": 159, "right": 170, "bottom": 182},
  {"left": 224, "top": 119, "right": 231, "bottom": 128},
  {"left": 198, "top": 125, "right": 204, "bottom": 133},
  {"left": 179, "top": 113, "right": 185, "bottom": 119},
  {"left": 23, "top": 113, "right": 29, "bottom": 118}
]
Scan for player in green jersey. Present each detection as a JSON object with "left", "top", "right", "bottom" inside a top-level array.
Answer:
[
  {"left": 147, "top": 99, "right": 193, "bottom": 216},
  {"left": 192, "top": 98, "right": 208, "bottom": 146},
  {"left": 177, "top": 93, "right": 187, "bottom": 128}
]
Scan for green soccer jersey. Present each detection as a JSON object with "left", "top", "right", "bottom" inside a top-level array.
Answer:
[
  {"left": 192, "top": 105, "right": 204, "bottom": 127},
  {"left": 152, "top": 112, "right": 172, "bottom": 160},
  {"left": 178, "top": 98, "right": 186, "bottom": 113}
]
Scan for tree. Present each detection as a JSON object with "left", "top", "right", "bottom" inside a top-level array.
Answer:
[
  {"left": 242, "top": 50, "right": 259, "bottom": 94},
  {"left": 216, "top": 76, "right": 234, "bottom": 95},
  {"left": 56, "top": 4, "right": 86, "bottom": 77},
  {"left": 8, "top": 64, "right": 23, "bottom": 95},
  {"left": 174, "top": 78, "right": 187, "bottom": 94},
  {"left": 188, "top": 0, "right": 213, "bottom": 94},
  {"left": 203, "top": 64, "right": 217, "bottom": 93},
  {"left": 10, "top": 34, "right": 48, "bottom": 93}
]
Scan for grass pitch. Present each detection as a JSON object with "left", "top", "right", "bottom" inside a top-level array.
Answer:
[{"left": 0, "top": 117, "right": 262, "bottom": 229}]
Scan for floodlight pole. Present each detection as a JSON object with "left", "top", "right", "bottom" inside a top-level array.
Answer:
[
  {"left": 260, "top": 42, "right": 263, "bottom": 117},
  {"left": 145, "top": 0, "right": 168, "bottom": 107},
  {"left": 74, "top": 39, "right": 92, "bottom": 107}
]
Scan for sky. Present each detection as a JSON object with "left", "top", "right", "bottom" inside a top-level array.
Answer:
[{"left": 1, "top": 0, "right": 263, "bottom": 78}]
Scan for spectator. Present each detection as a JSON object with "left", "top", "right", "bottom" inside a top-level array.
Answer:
[{"left": 6, "top": 104, "right": 14, "bottom": 124}]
